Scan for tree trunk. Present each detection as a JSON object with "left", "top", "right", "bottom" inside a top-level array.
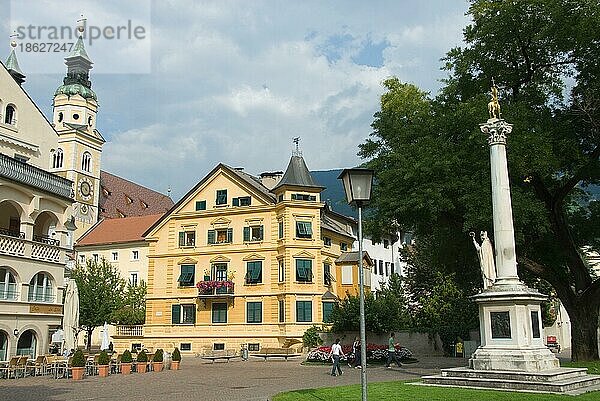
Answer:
[
  {"left": 87, "top": 328, "right": 93, "bottom": 351},
  {"left": 564, "top": 298, "right": 600, "bottom": 361}
]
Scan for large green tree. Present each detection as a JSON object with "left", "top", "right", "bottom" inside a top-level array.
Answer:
[
  {"left": 360, "top": 0, "right": 600, "bottom": 361},
  {"left": 112, "top": 281, "right": 147, "bottom": 325},
  {"left": 71, "top": 259, "right": 126, "bottom": 350}
]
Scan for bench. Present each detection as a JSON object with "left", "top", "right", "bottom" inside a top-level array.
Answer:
[
  {"left": 200, "top": 350, "right": 239, "bottom": 363},
  {"left": 250, "top": 348, "right": 301, "bottom": 361}
]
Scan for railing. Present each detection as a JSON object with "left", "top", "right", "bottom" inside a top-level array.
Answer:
[
  {"left": 197, "top": 280, "right": 235, "bottom": 297},
  {"left": 0, "top": 153, "right": 73, "bottom": 199},
  {"left": 0, "top": 234, "right": 26, "bottom": 256},
  {"left": 31, "top": 242, "right": 61, "bottom": 263},
  {"left": 115, "top": 325, "right": 144, "bottom": 337},
  {"left": 0, "top": 283, "right": 18, "bottom": 300},
  {"left": 0, "top": 227, "right": 24, "bottom": 238},
  {"left": 33, "top": 234, "right": 60, "bottom": 246},
  {"left": 28, "top": 291, "right": 55, "bottom": 303},
  {"left": 0, "top": 232, "right": 63, "bottom": 263}
]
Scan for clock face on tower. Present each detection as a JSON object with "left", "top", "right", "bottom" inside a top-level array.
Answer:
[{"left": 77, "top": 176, "right": 94, "bottom": 202}]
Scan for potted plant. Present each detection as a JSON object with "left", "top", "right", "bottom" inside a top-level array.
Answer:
[
  {"left": 171, "top": 347, "right": 181, "bottom": 370},
  {"left": 98, "top": 350, "right": 110, "bottom": 377},
  {"left": 121, "top": 349, "right": 133, "bottom": 375},
  {"left": 71, "top": 349, "right": 86, "bottom": 380},
  {"left": 136, "top": 350, "right": 148, "bottom": 373},
  {"left": 152, "top": 348, "right": 164, "bottom": 372}
]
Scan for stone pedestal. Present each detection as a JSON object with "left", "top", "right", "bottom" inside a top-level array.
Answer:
[{"left": 470, "top": 282, "right": 559, "bottom": 372}]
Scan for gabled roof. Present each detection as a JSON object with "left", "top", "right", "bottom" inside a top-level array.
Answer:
[
  {"left": 99, "top": 171, "right": 173, "bottom": 219},
  {"left": 225, "top": 165, "right": 276, "bottom": 202},
  {"left": 335, "top": 251, "right": 373, "bottom": 266},
  {"left": 273, "top": 155, "right": 324, "bottom": 191},
  {"left": 76, "top": 213, "right": 163, "bottom": 247}
]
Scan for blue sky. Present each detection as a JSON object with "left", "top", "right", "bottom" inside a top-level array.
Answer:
[{"left": 5, "top": 0, "right": 470, "bottom": 201}]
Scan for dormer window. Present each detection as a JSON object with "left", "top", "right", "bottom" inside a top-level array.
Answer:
[
  {"left": 4, "top": 105, "right": 16, "bottom": 125},
  {"left": 81, "top": 152, "right": 92, "bottom": 172},
  {"left": 52, "top": 148, "right": 64, "bottom": 169},
  {"left": 216, "top": 190, "right": 227, "bottom": 206},
  {"left": 291, "top": 193, "right": 316, "bottom": 201}
]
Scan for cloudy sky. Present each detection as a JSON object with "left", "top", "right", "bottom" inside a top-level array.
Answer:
[{"left": 5, "top": 0, "right": 470, "bottom": 201}]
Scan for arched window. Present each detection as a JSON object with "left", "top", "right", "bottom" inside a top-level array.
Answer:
[
  {"left": 0, "top": 330, "right": 8, "bottom": 361},
  {"left": 0, "top": 267, "right": 18, "bottom": 300},
  {"left": 29, "top": 272, "right": 54, "bottom": 303},
  {"left": 58, "top": 112, "right": 63, "bottom": 123},
  {"left": 52, "top": 148, "right": 64, "bottom": 169},
  {"left": 5, "top": 104, "right": 16, "bottom": 125},
  {"left": 81, "top": 152, "right": 92, "bottom": 172},
  {"left": 16, "top": 329, "right": 37, "bottom": 358}
]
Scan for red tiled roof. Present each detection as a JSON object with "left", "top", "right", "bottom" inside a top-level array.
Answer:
[
  {"left": 76, "top": 214, "right": 163, "bottom": 246},
  {"left": 99, "top": 171, "right": 174, "bottom": 219}
]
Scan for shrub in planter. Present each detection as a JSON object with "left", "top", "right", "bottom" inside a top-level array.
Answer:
[
  {"left": 136, "top": 350, "right": 148, "bottom": 373},
  {"left": 98, "top": 350, "right": 110, "bottom": 377},
  {"left": 152, "top": 349, "right": 164, "bottom": 372},
  {"left": 71, "top": 349, "right": 86, "bottom": 380},
  {"left": 121, "top": 349, "right": 133, "bottom": 375},
  {"left": 171, "top": 347, "right": 181, "bottom": 370}
]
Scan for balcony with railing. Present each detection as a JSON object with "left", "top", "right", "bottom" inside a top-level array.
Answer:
[
  {"left": 197, "top": 280, "right": 235, "bottom": 298},
  {"left": 0, "top": 152, "right": 73, "bottom": 200},
  {"left": 0, "top": 232, "right": 64, "bottom": 263},
  {"left": 28, "top": 290, "right": 55, "bottom": 303},
  {"left": 115, "top": 325, "right": 144, "bottom": 337},
  {"left": 0, "top": 282, "right": 18, "bottom": 300}
]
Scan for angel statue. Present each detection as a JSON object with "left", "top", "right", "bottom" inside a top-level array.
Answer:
[{"left": 470, "top": 231, "right": 497, "bottom": 289}]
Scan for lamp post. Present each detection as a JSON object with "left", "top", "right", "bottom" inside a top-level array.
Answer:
[{"left": 338, "top": 168, "right": 374, "bottom": 401}]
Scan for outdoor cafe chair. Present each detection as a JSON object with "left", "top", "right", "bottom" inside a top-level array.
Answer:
[
  {"left": 0, "top": 357, "right": 19, "bottom": 379},
  {"left": 110, "top": 354, "right": 122, "bottom": 374},
  {"left": 31, "top": 355, "right": 47, "bottom": 376},
  {"left": 16, "top": 356, "right": 29, "bottom": 378}
]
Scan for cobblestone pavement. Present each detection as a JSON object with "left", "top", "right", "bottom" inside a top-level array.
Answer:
[{"left": 0, "top": 356, "right": 466, "bottom": 401}]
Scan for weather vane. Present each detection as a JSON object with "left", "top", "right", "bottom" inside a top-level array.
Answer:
[
  {"left": 292, "top": 137, "right": 302, "bottom": 156},
  {"left": 487, "top": 77, "right": 501, "bottom": 120},
  {"left": 9, "top": 31, "right": 17, "bottom": 49},
  {"left": 76, "top": 14, "right": 87, "bottom": 37}
]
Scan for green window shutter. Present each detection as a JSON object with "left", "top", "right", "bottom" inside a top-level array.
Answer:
[
  {"left": 171, "top": 304, "right": 180, "bottom": 324},
  {"left": 232, "top": 197, "right": 240, "bottom": 207},
  {"left": 227, "top": 228, "right": 233, "bottom": 243},
  {"left": 323, "top": 302, "right": 334, "bottom": 323},
  {"left": 305, "top": 222, "right": 312, "bottom": 236},
  {"left": 258, "top": 225, "right": 264, "bottom": 240},
  {"left": 291, "top": 194, "right": 297, "bottom": 200},
  {"left": 278, "top": 221, "right": 283, "bottom": 238},
  {"left": 279, "top": 300, "right": 285, "bottom": 322},
  {"left": 243, "top": 227, "right": 250, "bottom": 242},
  {"left": 296, "top": 301, "right": 311, "bottom": 322},
  {"left": 195, "top": 200, "right": 206, "bottom": 211},
  {"left": 251, "top": 262, "right": 262, "bottom": 281},
  {"left": 247, "top": 301, "right": 262, "bottom": 323},
  {"left": 178, "top": 232, "right": 185, "bottom": 247},
  {"left": 191, "top": 305, "right": 196, "bottom": 324},
  {"left": 207, "top": 230, "right": 215, "bottom": 244}
]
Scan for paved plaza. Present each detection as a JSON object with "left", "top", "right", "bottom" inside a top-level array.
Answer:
[{"left": 0, "top": 356, "right": 465, "bottom": 401}]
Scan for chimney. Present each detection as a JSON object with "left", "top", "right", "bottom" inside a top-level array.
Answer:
[{"left": 260, "top": 171, "right": 284, "bottom": 190}]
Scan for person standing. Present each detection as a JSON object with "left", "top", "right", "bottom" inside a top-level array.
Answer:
[
  {"left": 352, "top": 338, "right": 362, "bottom": 368},
  {"left": 385, "top": 332, "right": 402, "bottom": 368},
  {"left": 329, "top": 338, "right": 345, "bottom": 376}
]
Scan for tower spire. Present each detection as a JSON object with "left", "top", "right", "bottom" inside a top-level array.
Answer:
[{"left": 6, "top": 32, "right": 25, "bottom": 85}]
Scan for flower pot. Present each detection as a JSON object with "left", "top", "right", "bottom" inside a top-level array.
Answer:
[
  {"left": 98, "top": 365, "right": 110, "bottom": 377},
  {"left": 72, "top": 366, "right": 85, "bottom": 380},
  {"left": 121, "top": 363, "right": 132, "bottom": 375},
  {"left": 204, "top": 275, "right": 211, "bottom": 281},
  {"left": 137, "top": 363, "right": 147, "bottom": 373},
  {"left": 171, "top": 361, "right": 180, "bottom": 370},
  {"left": 152, "top": 362, "right": 163, "bottom": 372}
]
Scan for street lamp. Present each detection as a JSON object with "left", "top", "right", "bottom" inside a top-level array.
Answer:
[{"left": 338, "top": 168, "right": 374, "bottom": 401}]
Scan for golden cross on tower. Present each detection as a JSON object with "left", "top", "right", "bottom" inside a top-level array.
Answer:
[{"left": 487, "top": 78, "right": 501, "bottom": 119}]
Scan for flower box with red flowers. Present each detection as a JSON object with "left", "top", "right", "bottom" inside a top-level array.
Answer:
[{"left": 196, "top": 280, "right": 234, "bottom": 295}]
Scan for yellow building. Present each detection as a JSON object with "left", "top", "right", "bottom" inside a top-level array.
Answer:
[{"left": 134, "top": 154, "right": 371, "bottom": 354}]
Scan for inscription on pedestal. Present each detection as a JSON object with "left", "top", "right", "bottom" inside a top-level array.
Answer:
[
  {"left": 531, "top": 311, "right": 541, "bottom": 338},
  {"left": 490, "top": 311, "right": 511, "bottom": 338}
]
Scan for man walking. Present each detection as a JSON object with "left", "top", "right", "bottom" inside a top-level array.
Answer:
[
  {"left": 385, "top": 332, "right": 402, "bottom": 368},
  {"left": 329, "top": 338, "right": 345, "bottom": 376}
]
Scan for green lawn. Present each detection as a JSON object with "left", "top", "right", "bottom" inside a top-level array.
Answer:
[
  {"left": 562, "top": 360, "right": 600, "bottom": 375},
  {"left": 272, "top": 380, "right": 600, "bottom": 401}
]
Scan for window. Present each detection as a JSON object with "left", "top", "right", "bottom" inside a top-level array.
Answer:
[
  {"left": 291, "top": 193, "right": 316, "bottom": 201},
  {"left": 0, "top": 267, "right": 18, "bottom": 300},
  {"left": 28, "top": 272, "right": 53, "bottom": 303},
  {"left": 212, "top": 302, "right": 227, "bottom": 323},
  {"left": 243, "top": 225, "right": 263, "bottom": 242},
  {"left": 132, "top": 250, "right": 139, "bottom": 260},
  {"left": 208, "top": 228, "right": 233, "bottom": 244},
  {"left": 385, "top": 262, "right": 390, "bottom": 276},
  {"left": 323, "top": 236, "right": 331, "bottom": 246},
  {"left": 5, "top": 105, "right": 15, "bottom": 125},
  {"left": 81, "top": 152, "right": 92, "bottom": 172},
  {"left": 111, "top": 252, "right": 118, "bottom": 262},
  {"left": 340, "top": 242, "right": 348, "bottom": 251},
  {"left": 372, "top": 259, "right": 378, "bottom": 274},
  {"left": 73, "top": 113, "right": 80, "bottom": 120},
  {"left": 92, "top": 254, "right": 99, "bottom": 263},
  {"left": 391, "top": 263, "right": 395, "bottom": 275},
  {"left": 379, "top": 260, "right": 384, "bottom": 275},
  {"left": 295, "top": 259, "right": 313, "bottom": 282},
  {"left": 180, "top": 343, "right": 192, "bottom": 351},
  {"left": 171, "top": 304, "right": 196, "bottom": 324},
  {"left": 213, "top": 343, "right": 225, "bottom": 351},
  {"left": 79, "top": 254, "right": 85, "bottom": 264},
  {"left": 178, "top": 264, "right": 195, "bottom": 287},
  {"left": 52, "top": 149, "right": 64, "bottom": 169},
  {"left": 278, "top": 194, "right": 284, "bottom": 202},
  {"left": 195, "top": 200, "right": 206, "bottom": 211},
  {"left": 248, "top": 343, "right": 260, "bottom": 352},
  {"left": 278, "top": 220, "right": 284, "bottom": 239},
  {"left": 384, "top": 239, "right": 390, "bottom": 249},
  {"left": 232, "top": 196, "right": 251, "bottom": 206},
  {"left": 129, "top": 272, "right": 138, "bottom": 286},
  {"left": 247, "top": 301, "right": 262, "bottom": 323},
  {"left": 14, "top": 154, "right": 28, "bottom": 163},
  {"left": 342, "top": 265, "right": 353, "bottom": 285},
  {"left": 278, "top": 260, "right": 285, "bottom": 282},
  {"left": 216, "top": 189, "right": 227, "bottom": 205},
  {"left": 245, "top": 261, "right": 262, "bottom": 284},
  {"left": 296, "top": 301, "right": 312, "bottom": 322},
  {"left": 279, "top": 299, "right": 285, "bottom": 322},
  {"left": 324, "top": 263, "right": 332, "bottom": 286},
  {"left": 58, "top": 112, "right": 63, "bottom": 122},
  {"left": 323, "top": 302, "right": 335, "bottom": 323},
  {"left": 295, "top": 221, "right": 312, "bottom": 239},
  {"left": 179, "top": 230, "right": 196, "bottom": 247}
]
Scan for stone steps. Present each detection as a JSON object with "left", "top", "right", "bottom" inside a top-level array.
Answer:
[{"left": 421, "top": 367, "right": 600, "bottom": 395}]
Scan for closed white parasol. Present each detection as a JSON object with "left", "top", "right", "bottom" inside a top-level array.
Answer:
[{"left": 62, "top": 279, "right": 79, "bottom": 352}]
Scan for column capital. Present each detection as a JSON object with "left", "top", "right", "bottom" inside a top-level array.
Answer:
[{"left": 480, "top": 118, "right": 513, "bottom": 145}]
